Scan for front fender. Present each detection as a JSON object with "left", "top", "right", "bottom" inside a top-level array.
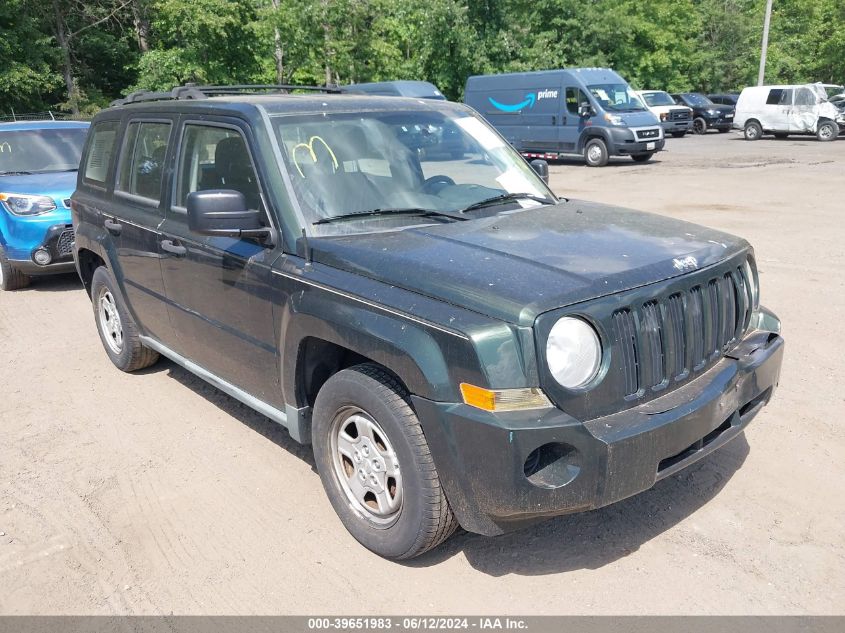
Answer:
[{"left": 280, "top": 284, "right": 476, "bottom": 404}]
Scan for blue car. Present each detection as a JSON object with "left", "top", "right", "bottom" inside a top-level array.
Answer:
[{"left": 0, "top": 120, "right": 90, "bottom": 290}]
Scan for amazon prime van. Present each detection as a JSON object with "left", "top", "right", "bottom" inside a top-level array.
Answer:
[{"left": 464, "top": 68, "right": 664, "bottom": 166}]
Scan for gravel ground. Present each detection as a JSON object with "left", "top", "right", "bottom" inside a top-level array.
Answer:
[{"left": 0, "top": 131, "right": 843, "bottom": 614}]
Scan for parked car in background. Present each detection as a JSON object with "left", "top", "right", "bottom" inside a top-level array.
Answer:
[
  {"left": 72, "top": 84, "right": 782, "bottom": 559},
  {"left": 671, "top": 92, "right": 735, "bottom": 134},
  {"left": 734, "top": 84, "right": 843, "bottom": 141},
  {"left": 465, "top": 68, "right": 664, "bottom": 166},
  {"left": 635, "top": 90, "right": 692, "bottom": 137},
  {"left": 707, "top": 93, "right": 740, "bottom": 106},
  {"left": 340, "top": 80, "right": 446, "bottom": 100},
  {"left": 0, "top": 120, "right": 90, "bottom": 290}
]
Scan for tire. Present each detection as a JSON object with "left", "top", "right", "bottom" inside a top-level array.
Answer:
[
  {"left": 631, "top": 153, "right": 653, "bottom": 163},
  {"left": 584, "top": 138, "right": 609, "bottom": 167},
  {"left": 774, "top": 133, "right": 789, "bottom": 139},
  {"left": 744, "top": 121, "right": 762, "bottom": 141},
  {"left": 817, "top": 121, "right": 838, "bottom": 142},
  {"left": 312, "top": 364, "right": 458, "bottom": 560},
  {"left": 90, "top": 266, "right": 159, "bottom": 372},
  {"left": 671, "top": 132, "right": 686, "bottom": 138},
  {"left": 0, "top": 244, "right": 31, "bottom": 291},
  {"left": 693, "top": 117, "right": 707, "bottom": 134}
]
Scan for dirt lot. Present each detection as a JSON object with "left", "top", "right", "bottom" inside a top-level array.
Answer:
[{"left": 1, "top": 132, "right": 843, "bottom": 615}]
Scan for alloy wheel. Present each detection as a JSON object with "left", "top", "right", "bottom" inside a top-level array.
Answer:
[
  {"left": 98, "top": 289, "right": 124, "bottom": 354},
  {"left": 329, "top": 407, "right": 403, "bottom": 527}
]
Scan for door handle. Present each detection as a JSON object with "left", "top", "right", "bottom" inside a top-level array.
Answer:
[
  {"left": 104, "top": 219, "right": 122, "bottom": 236},
  {"left": 161, "top": 239, "right": 187, "bottom": 257}
]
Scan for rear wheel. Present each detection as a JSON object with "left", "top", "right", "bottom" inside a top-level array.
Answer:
[
  {"left": 584, "top": 138, "right": 609, "bottom": 167},
  {"left": 312, "top": 364, "right": 458, "bottom": 559},
  {"left": 631, "top": 153, "right": 653, "bottom": 163},
  {"left": 0, "top": 245, "right": 31, "bottom": 291},
  {"left": 817, "top": 121, "right": 838, "bottom": 142},
  {"left": 693, "top": 117, "right": 707, "bottom": 134},
  {"left": 90, "top": 266, "right": 159, "bottom": 372},
  {"left": 744, "top": 121, "right": 763, "bottom": 141}
]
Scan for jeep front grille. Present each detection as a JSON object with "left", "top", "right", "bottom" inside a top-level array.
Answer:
[{"left": 611, "top": 266, "right": 753, "bottom": 397}]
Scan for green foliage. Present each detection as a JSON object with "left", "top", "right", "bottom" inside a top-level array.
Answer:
[{"left": 1, "top": 0, "right": 843, "bottom": 116}]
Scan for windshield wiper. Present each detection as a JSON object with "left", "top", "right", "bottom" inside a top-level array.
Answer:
[
  {"left": 460, "top": 192, "right": 554, "bottom": 213},
  {"left": 0, "top": 170, "right": 33, "bottom": 176},
  {"left": 313, "top": 207, "right": 467, "bottom": 225}
]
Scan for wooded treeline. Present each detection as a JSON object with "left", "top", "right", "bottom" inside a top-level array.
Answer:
[{"left": 2, "top": 0, "right": 843, "bottom": 115}]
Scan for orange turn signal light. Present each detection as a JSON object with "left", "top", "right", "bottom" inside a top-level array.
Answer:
[{"left": 459, "top": 383, "right": 553, "bottom": 412}]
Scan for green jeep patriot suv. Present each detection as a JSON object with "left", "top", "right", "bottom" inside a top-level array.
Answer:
[{"left": 71, "top": 85, "right": 784, "bottom": 559}]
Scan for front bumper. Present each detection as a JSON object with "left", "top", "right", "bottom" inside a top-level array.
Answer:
[
  {"left": 413, "top": 325, "right": 784, "bottom": 536},
  {"left": 607, "top": 127, "right": 665, "bottom": 155},
  {"left": 660, "top": 120, "right": 692, "bottom": 133},
  {"left": 704, "top": 115, "right": 734, "bottom": 130},
  {"left": 4, "top": 222, "right": 75, "bottom": 275}
]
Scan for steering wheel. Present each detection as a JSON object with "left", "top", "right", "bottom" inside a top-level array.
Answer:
[{"left": 421, "top": 175, "right": 455, "bottom": 195}]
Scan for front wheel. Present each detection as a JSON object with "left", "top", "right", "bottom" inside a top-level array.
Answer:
[
  {"left": 584, "top": 138, "right": 609, "bottom": 167},
  {"left": 0, "top": 245, "right": 31, "bottom": 291},
  {"left": 631, "top": 153, "right": 653, "bottom": 163},
  {"left": 693, "top": 117, "right": 708, "bottom": 134},
  {"left": 817, "top": 121, "right": 838, "bottom": 142},
  {"left": 90, "top": 266, "right": 159, "bottom": 372},
  {"left": 312, "top": 364, "right": 458, "bottom": 559},
  {"left": 744, "top": 121, "right": 763, "bottom": 141}
]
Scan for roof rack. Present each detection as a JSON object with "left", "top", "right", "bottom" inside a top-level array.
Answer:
[{"left": 110, "top": 83, "right": 343, "bottom": 107}]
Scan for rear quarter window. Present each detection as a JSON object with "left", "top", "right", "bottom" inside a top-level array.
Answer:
[{"left": 83, "top": 121, "right": 119, "bottom": 186}]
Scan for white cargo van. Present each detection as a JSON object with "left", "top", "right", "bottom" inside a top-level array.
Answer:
[{"left": 734, "top": 84, "right": 843, "bottom": 141}]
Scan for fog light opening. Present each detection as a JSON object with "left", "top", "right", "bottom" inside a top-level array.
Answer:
[
  {"left": 33, "top": 248, "right": 52, "bottom": 266},
  {"left": 523, "top": 442, "right": 580, "bottom": 489}
]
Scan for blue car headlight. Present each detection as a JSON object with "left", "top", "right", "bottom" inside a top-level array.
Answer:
[{"left": 0, "top": 193, "right": 57, "bottom": 216}]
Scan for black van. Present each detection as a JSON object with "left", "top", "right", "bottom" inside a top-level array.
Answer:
[{"left": 464, "top": 68, "right": 664, "bottom": 166}]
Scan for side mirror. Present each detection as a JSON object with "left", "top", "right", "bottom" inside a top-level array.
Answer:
[
  {"left": 186, "top": 190, "right": 270, "bottom": 240},
  {"left": 578, "top": 102, "right": 592, "bottom": 117},
  {"left": 530, "top": 159, "right": 549, "bottom": 184}
]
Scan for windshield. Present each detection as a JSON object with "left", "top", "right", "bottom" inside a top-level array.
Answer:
[
  {"left": 273, "top": 109, "right": 554, "bottom": 233},
  {"left": 0, "top": 127, "right": 88, "bottom": 174},
  {"left": 587, "top": 84, "right": 646, "bottom": 112},
  {"left": 642, "top": 91, "right": 676, "bottom": 107},
  {"left": 682, "top": 93, "right": 714, "bottom": 107}
]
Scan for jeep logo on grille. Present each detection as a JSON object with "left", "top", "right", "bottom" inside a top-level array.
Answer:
[{"left": 673, "top": 256, "right": 698, "bottom": 272}]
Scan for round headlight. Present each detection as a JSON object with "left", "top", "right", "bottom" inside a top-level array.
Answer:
[{"left": 546, "top": 317, "right": 602, "bottom": 389}]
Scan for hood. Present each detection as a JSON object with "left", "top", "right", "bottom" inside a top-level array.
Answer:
[
  {"left": 309, "top": 201, "right": 749, "bottom": 326},
  {"left": 0, "top": 171, "right": 77, "bottom": 205},
  {"left": 618, "top": 110, "right": 660, "bottom": 127}
]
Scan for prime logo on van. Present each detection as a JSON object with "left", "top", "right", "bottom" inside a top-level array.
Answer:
[{"left": 488, "top": 89, "right": 559, "bottom": 112}]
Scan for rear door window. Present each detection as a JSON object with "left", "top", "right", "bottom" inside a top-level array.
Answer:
[
  {"left": 766, "top": 89, "right": 793, "bottom": 105},
  {"left": 116, "top": 121, "right": 172, "bottom": 202},
  {"left": 82, "top": 121, "right": 119, "bottom": 186}
]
